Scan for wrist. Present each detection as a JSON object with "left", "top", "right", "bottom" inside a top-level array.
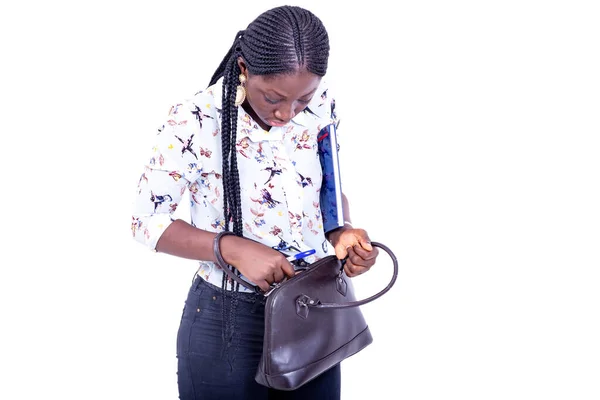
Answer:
[
  {"left": 213, "top": 231, "right": 238, "bottom": 265},
  {"left": 326, "top": 221, "right": 353, "bottom": 246}
]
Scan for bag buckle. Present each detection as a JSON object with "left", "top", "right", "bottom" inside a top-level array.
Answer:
[{"left": 296, "top": 294, "right": 320, "bottom": 319}]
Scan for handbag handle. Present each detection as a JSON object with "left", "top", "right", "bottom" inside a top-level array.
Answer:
[
  {"left": 212, "top": 231, "right": 398, "bottom": 305},
  {"left": 213, "top": 231, "right": 263, "bottom": 293},
  {"left": 307, "top": 240, "right": 398, "bottom": 309}
]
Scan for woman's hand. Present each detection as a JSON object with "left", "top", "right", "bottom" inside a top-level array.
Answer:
[
  {"left": 219, "top": 235, "right": 295, "bottom": 292},
  {"left": 328, "top": 225, "right": 379, "bottom": 277}
]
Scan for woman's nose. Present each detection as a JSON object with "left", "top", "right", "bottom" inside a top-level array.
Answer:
[{"left": 274, "top": 103, "right": 296, "bottom": 122}]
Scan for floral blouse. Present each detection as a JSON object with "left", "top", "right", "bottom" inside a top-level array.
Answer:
[{"left": 131, "top": 77, "right": 339, "bottom": 292}]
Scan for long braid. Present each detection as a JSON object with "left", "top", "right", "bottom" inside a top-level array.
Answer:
[
  {"left": 206, "top": 5, "right": 330, "bottom": 348},
  {"left": 214, "top": 35, "right": 243, "bottom": 346}
]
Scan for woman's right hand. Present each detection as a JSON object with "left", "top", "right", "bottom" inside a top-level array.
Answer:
[{"left": 219, "top": 235, "right": 295, "bottom": 292}]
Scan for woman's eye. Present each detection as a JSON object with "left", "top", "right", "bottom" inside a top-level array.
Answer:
[{"left": 265, "top": 96, "right": 280, "bottom": 104}]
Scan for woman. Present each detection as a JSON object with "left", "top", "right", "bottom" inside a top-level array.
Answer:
[{"left": 131, "top": 5, "right": 379, "bottom": 399}]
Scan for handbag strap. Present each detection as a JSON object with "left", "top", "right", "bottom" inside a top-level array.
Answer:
[
  {"left": 308, "top": 240, "right": 398, "bottom": 309},
  {"left": 212, "top": 231, "right": 399, "bottom": 304},
  {"left": 213, "top": 231, "right": 263, "bottom": 293}
]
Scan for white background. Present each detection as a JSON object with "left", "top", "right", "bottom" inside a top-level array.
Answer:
[{"left": 1, "top": 0, "right": 599, "bottom": 399}]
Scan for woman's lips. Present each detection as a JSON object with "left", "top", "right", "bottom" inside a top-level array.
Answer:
[{"left": 267, "top": 119, "right": 288, "bottom": 127}]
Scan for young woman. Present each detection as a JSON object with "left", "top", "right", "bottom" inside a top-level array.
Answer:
[{"left": 131, "top": 5, "right": 379, "bottom": 399}]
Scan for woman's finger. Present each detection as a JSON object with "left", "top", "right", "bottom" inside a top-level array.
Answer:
[
  {"left": 272, "top": 266, "right": 285, "bottom": 283},
  {"left": 344, "top": 260, "right": 369, "bottom": 277},
  {"left": 352, "top": 244, "right": 378, "bottom": 261},
  {"left": 280, "top": 259, "right": 295, "bottom": 278},
  {"left": 344, "top": 249, "right": 370, "bottom": 276},
  {"left": 258, "top": 280, "right": 271, "bottom": 292}
]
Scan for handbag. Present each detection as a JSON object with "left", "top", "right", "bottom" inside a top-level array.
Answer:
[{"left": 213, "top": 231, "right": 398, "bottom": 391}]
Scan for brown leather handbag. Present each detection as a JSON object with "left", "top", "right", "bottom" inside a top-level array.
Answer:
[{"left": 213, "top": 232, "right": 398, "bottom": 391}]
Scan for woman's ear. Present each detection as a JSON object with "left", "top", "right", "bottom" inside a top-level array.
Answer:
[{"left": 237, "top": 57, "right": 248, "bottom": 77}]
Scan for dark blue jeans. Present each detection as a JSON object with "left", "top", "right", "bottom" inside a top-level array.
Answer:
[{"left": 176, "top": 276, "right": 341, "bottom": 400}]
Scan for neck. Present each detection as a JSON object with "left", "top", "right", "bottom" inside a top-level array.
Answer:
[{"left": 241, "top": 101, "right": 271, "bottom": 131}]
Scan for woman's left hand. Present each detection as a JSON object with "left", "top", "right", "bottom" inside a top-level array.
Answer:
[{"left": 329, "top": 226, "right": 379, "bottom": 277}]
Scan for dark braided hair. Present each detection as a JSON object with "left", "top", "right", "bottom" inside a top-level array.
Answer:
[
  {"left": 207, "top": 5, "right": 330, "bottom": 347},
  {"left": 210, "top": 5, "right": 329, "bottom": 260}
]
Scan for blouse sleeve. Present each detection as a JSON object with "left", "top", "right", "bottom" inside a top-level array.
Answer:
[{"left": 130, "top": 102, "right": 205, "bottom": 251}]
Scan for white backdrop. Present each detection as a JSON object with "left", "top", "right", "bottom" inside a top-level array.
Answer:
[{"left": 1, "top": 0, "right": 599, "bottom": 399}]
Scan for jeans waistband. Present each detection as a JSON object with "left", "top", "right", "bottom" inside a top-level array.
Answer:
[{"left": 192, "top": 274, "right": 265, "bottom": 305}]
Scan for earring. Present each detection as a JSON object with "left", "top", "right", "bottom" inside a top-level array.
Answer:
[{"left": 235, "top": 74, "right": 247, "bottom": 106}]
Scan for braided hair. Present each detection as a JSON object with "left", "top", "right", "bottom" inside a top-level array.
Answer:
[
  {"left": 207, "top": 6, "right": 330, "bottom": 346},
  {"left": 209, "top": 5, "right": 329, "bottom": 262},
  {"left": 210, "top": 6, "right": 329, "bottom": 239}
]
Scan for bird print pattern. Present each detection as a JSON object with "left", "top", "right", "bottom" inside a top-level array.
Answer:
[{"left": 131, "top": 77, "right": 340, "bottom": 292}]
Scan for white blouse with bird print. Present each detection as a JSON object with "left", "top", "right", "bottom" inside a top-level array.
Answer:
[{"left": 131, "top": 77, "right": 340, "bottom": 292}]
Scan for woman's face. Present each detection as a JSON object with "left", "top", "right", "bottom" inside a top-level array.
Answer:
[{"left": 239, "top": 59, "right": 322, "bottom": 131}]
